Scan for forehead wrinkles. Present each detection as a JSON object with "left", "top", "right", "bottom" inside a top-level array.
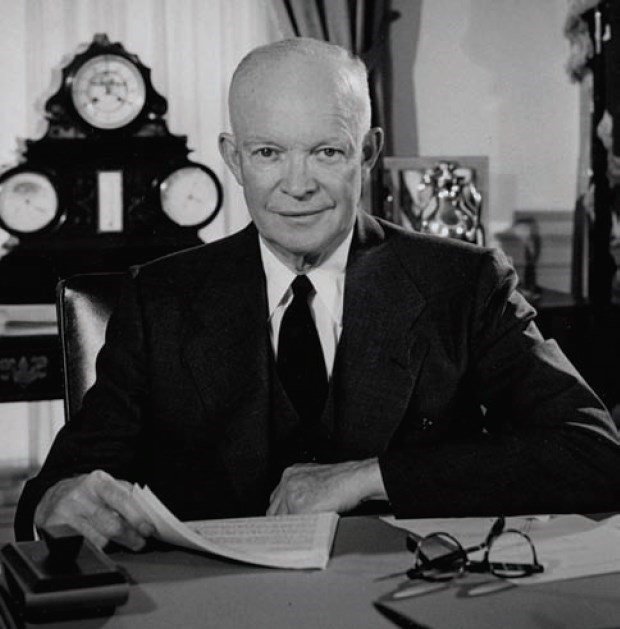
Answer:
[
  {"left": 240, "top": 113, "right": 359, "bottom": 157},
  {"left": 244, "top": 98, "right": 357, "bottom": 143},
  {"left": 230, "top": 58, "right": 367, "bottom": 139}
]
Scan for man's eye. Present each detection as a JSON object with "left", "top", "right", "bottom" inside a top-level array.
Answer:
[
  {"left": 256, "top": 148, "right": 277, "bottom": 159},
  {"left": 317, "top": 147, "right": 343, "bottom": 160}
]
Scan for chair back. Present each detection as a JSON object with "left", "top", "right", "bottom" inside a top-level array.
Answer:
[{"left": 56, "top": 272, "right": 124, "bottom": 421}]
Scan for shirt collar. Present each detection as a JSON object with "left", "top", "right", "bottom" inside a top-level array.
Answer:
[{"left": 259, "top": 228, "right": 354, "bottom": 321}]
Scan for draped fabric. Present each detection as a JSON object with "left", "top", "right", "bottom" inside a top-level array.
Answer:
[
  {"left": 270, "top": 0, "right": 397, "bottom": 156},
  {"left": 563, "top": 0, "right": 620, "bottom": 301},
  {"left": 564, "top": 0, "right": 600, "bottom": 199},
  {"left": 564, "top": 0, "right": 600, "bottom": 83},
  {"left": 0, "top": 0, "right": 277, "bottom": 468}
]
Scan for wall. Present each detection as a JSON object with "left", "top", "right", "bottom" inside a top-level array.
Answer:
[{"left": 390, "top": 0, "right": 581, "bottom": 237}]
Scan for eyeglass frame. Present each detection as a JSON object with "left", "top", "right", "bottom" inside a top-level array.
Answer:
[{"left": 405, "top": 516, "right": 544, "bottom": 582}]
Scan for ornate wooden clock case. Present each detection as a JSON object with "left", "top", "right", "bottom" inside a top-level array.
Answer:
[{"left": 0, "top": 33, "right": 222, "bottom": 304}]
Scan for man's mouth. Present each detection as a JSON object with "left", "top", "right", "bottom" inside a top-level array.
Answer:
[{"left": 274, "top": 207, "right": 331, "bottom": 218}]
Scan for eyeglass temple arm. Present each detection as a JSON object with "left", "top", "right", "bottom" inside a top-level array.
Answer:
[{"left": 454, "top": 516, "right": 506, "bottom": 557}]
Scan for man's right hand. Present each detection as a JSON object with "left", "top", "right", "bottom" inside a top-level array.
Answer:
[{"left": 34, "top": 469, "right": 154, "bottom": 551}]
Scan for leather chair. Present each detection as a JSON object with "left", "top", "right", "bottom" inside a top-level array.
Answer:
[{"left": 56, "top": 272, "right": 124, "bottom": 421}]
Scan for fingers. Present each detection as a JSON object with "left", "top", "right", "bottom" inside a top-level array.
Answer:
[
  {"left": 267, "top": 464, "right": 306, "bottom": 515},
  {"left": 95, "top": 475, "right": 154, "bottom": 539},
  {"left": 267, "top": 465, "right": 319, "bottom": 515},
  {"left": 92, "top": 502, "right": 147, "bottom": 551},
  {"left": 266, "top": 484, "right": 286, "bottom": 516},
  {"left": 34, "top": 470, "right": 153, "bottom": 551},
  {"left": 266, "top": 460, "right": 382, "bottom": 516},
  {"left": 87, "top": 471, "right": 155, "bottom": 550}
]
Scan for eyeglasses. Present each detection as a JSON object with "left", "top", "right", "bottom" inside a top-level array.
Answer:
[{"left": 406, "top": 516, "right": 544, "bottom": 582}]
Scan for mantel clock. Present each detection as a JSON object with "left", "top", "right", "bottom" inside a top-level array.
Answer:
[
  {"left": 0, "top": 33, "right": 223, "bottom": 303},
  {"left": 70, "top": 54, "right": 147, "bottom": 130}
]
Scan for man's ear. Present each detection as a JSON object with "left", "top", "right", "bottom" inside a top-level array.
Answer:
[
  {"left": 361, "top": 127, "right": 384, "bottom": 179},
  {"left": 218, "top": 132, "right": 244, "bottom": 186}
]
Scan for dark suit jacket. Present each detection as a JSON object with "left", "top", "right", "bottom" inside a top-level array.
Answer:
[{"left": 15, "top": 212, "right": 620, "bottom": 540}]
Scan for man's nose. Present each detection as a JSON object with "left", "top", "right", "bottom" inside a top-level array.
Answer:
[{"left": 281, "top": 156, "right": 318, "bottom": 199}]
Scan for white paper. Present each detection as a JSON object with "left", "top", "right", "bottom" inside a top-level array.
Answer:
[
  {"left": 381, "top": 514, "right": 589, "bottom": 547},
  {"left": 132, "top": 485, "right": 338, "bottom": 570},
  {"left": 514, "top": 518, "right": 620, "bottom": 584}
]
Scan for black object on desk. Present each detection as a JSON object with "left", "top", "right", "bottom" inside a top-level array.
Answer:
[{"left": 0, "top": 524, "right": 129, "bottom": 622}]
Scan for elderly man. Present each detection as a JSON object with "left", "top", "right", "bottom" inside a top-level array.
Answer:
[{"left": 16, "top": 38, "right": 620, "bottom": 550}]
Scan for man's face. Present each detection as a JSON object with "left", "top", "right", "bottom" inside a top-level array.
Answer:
[{"left": 220, "top": 59, "right": 381, "bottom": 270}]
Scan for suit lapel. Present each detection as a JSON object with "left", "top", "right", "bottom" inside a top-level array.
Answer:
[
  {"left": 180, "top": 225, "right": 273, "bottom": 511},
  {"left": 179, "top": 215, "right": 430, "bottom": 501},
  {"left": 330, "top": 213, "right": 429, "bottom": 457}
]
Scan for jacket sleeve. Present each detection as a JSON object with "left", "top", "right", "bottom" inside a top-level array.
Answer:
[
  {"left": 379, "top": 249, "right": 620, "bottom": 517},
  {"left": 15, "top": 270, "right": 148, "bottom": 540}
]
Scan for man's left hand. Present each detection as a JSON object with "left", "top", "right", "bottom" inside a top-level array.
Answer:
[{"left": 267, "top": 457, "right": 387, "bottom": 515}]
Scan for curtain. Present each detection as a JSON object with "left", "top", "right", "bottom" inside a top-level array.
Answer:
[
  {"left": 0, "top": 0, "right": 278, "bottom": 470},
  {"left": 270, "top": 0, "right": 396, "bottom": 153},
  {"left": 269, "top": 0, "right": 398, "bottom": 217},
  {"left": 564, "top": 0, "right": 620, "bottom": 304}
]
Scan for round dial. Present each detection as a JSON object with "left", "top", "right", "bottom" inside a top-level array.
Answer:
[
  {"left": 0, "top": 171, "right": 60, "bottom": 235},
  {"left": 71, "top": 54, "right": 146, "bottom": 129},
  {"left": 159, "top": 165, "right": 222, "bottom": 228}
]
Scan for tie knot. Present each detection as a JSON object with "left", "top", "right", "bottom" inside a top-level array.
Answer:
[{"left": 292, "top": 274, "right": 314, "bottom": 299}]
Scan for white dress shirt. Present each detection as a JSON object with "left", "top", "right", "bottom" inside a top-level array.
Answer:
[{"left": 259, "top": 230, "right": 353, "bottom": 378}]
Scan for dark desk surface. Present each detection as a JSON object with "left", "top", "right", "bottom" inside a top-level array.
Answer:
[{"left": 8, "top": 516, "right": 620, "bottom": 629}]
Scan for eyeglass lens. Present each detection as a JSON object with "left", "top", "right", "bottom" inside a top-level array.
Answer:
[
  {"left": 486, "top": 530, "right": 541, "bottom": 578},
  {"left": 411, "top": 532, "right": 468, "bottom": 581}
]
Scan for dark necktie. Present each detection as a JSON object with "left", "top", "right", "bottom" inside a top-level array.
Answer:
[{"left": 277, "top": 275, "right": 328, "bottom": 423}]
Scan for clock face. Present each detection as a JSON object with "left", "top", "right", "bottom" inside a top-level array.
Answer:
[
  {"left": 71, "top": 54, "right": 146, "bottom": 129},
  {"left": 159, "top": 165, "right": 222, "bottom": 228},
  {"left": 0, "top": 171, "right": 60, "bottom": 235}
]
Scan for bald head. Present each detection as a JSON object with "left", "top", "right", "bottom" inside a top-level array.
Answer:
[
  {"left": 228, "top": 38, "right": 372, "bottom": 140},
  {"left": 218, "top": 37, "right": 383, "bottom": 272}
]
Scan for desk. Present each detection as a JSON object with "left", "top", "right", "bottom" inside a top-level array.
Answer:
[{"left": 7, "top": 517, "right": 620, "bottom": 629}]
